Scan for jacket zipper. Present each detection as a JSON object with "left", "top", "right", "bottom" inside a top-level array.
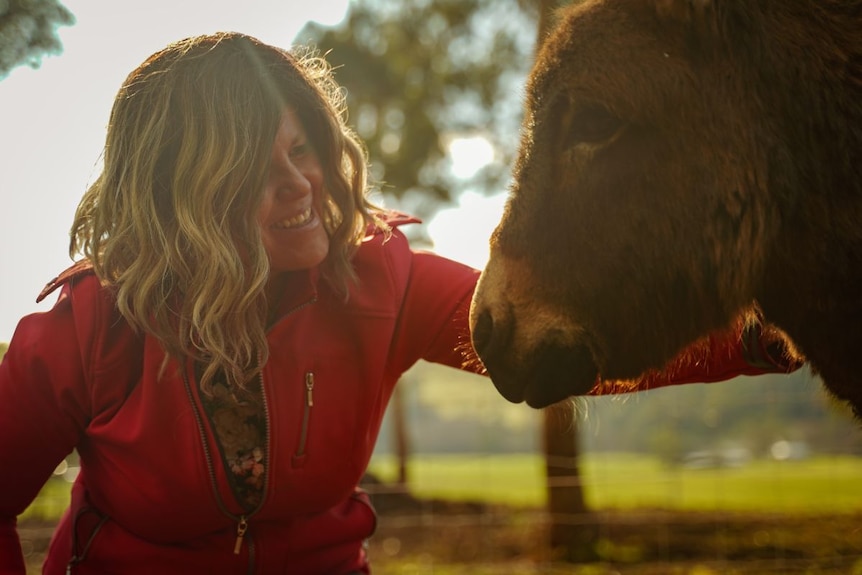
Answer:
[
  {"left": 233, "top": 515, "right": 249, "bottom": 554},
  {"left": 182, "top": 369, "right": 261, "bottom": 566},
  {"left": 295, "top": 371, "right": 315, "bottom": 458},
  {"left": 182, "top": 294, "right": 316, "bottom": 565},
  {"left": 271, "top": 296, "right": 318, "bottom": 467}
]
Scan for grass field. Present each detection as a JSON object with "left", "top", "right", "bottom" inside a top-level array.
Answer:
[
  {"left": 360, "top": 452, "right": 862, "bottom": 574},
  {"left": 22, "top": 451, "right": 862, "bottom": 521},
  {"left": 20, "top": 452, "right": 862, "bottom": 574},
  {"left": 366, "top": 452, "right": 862, "bottom": 514}
]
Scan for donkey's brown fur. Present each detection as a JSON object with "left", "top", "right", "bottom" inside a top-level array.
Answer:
[{"left": 469, "top": 0, "right": 862, "bottom": 415}]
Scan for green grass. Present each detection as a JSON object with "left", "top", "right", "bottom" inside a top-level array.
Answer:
[
  {"left": 370, "top": 452, "right": 546, "bottom": 507},
  {"left": 584, "top": 453, "right": 862, "bottom": 512},
  {"left": 20, "top": 478, "right": 72, "bottom": 522},
  {"left": 22, "top": 453, "right": 862, "bottom": 575},
  {"left": 21, "top": 452, "right": 862, "bottom": 524},
  {"left": 367, "top": 452, "right": 862, "bottom": 514}
]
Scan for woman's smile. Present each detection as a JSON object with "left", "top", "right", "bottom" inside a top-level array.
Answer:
[{"left": 273, "top": 207, "right": 314, "bottom": 229}]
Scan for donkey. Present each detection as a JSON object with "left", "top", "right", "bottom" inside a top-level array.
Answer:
[{"left": 469, "top": 0, "right": 862, "bottom": 417}]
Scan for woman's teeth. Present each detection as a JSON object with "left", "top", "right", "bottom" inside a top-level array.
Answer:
[{"left": 276, "top": 208, "right": 312, "bottom": 229}]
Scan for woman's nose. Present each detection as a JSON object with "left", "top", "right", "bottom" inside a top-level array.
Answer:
[{"left": 274, "top": 162, "right": 312, "bottom": 198}]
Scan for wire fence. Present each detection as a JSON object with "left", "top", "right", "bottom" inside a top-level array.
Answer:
[{"left": 358, "top": 362, "right": 862, "bottom": 573}]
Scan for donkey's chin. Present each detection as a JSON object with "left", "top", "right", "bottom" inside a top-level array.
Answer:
[{"left": 485, "top": 342, "right": 599, "bottom": 408}]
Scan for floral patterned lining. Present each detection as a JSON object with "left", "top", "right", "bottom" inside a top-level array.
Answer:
[{"left": 198, "top": 372, "right": 267, "bottom": 511}]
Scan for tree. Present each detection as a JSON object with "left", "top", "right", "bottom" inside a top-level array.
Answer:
[
  {"left": 297, "top": 0, "right": 534, "bottom": 235},
  {"left": 0, "top": 0, "right": 74, "bottom": 78},
  {"left": 542, "top": 404, "right": 596, "bottom": 561},
  {"left": 301, "top": 0, "right": 596, "bottom": 561}
]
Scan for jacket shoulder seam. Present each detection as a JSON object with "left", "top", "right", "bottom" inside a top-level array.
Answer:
[{"left": 37, "top": 260, "right": 95, "bottom": 303}]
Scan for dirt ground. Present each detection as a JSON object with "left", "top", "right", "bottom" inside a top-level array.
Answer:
[
  {"left": 20, "top": 493, "right": 862, "bottom": 574},
  {"left": 363, "top": 489, "right": 862, "bottom": 574}
]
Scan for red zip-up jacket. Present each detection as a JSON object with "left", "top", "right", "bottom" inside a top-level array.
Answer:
[
  {"left": 0, "top": 217, "right": 800, "bottom": 574},
  {"left": 0, "top": 217, "right": 481, "bottom": 574}
]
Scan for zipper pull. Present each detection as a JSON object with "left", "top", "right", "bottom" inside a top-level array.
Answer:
[
  {"left": 305, "top": 372, "right": 314, "bottom": 407},
  {"left": 233, "top": 516, "right": 248, "bottom": 555}
]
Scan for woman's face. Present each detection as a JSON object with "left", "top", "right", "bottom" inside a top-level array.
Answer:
[{"left": 257, "top": 107, "right": 329, "bottom": 274}]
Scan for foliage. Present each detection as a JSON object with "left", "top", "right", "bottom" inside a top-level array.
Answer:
[
  {"left": 376, "top": 362, "right": 861, "bottom": 459},
  {"left": 580, "top": 369, "right": 862, "bottom": 462},
  {"left": 0, "top": 0, "right": 74, "bottom": 79},
  {"left": 0, "top": 341, "right": 7, "bottom": 362},
  {"left": 296, "top": 0, "right": 536, "bottom": 226}
]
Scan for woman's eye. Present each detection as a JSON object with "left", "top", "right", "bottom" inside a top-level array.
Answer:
[{"left": 290, "top": 143, "right": 310, "bottom": 158}]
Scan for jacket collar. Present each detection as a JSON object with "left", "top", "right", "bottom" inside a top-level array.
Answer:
[{"left": 266, "top": 267, "right": 320, "bottom": 329}]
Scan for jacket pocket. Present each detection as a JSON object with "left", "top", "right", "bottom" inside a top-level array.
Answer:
[{"left": 291, "top": 371, "right": 315, "bottom": 468}]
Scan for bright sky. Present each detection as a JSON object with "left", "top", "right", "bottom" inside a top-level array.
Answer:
[{"left": 0, "top": 0, "right": 506, "bottom": 342}]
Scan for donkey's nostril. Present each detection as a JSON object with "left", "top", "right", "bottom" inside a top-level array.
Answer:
[
  {"left": 471, "top": 309, "right": 494, "bottom": 357},
  {"left": 469, "top": 304, "right": 524, "bottom": 403},
  {"left": 471, "top": 306, "right": 515, "bottom": 365}
]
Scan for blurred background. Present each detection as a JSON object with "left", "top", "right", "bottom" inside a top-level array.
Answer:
[{"left": 2, "top": 1, "right": 861, "bottom": 573}]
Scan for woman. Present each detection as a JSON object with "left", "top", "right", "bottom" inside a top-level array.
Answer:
[{"left": 0, "top": 32, "right": 800, "bottom": 574}]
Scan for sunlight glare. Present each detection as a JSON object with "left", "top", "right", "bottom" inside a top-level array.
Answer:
[
  {"left": 448, "top": 135, "right": 494, "bottom": 180},
  {"left": 427, "top": 190, "right": 507, "bottom": 270}
]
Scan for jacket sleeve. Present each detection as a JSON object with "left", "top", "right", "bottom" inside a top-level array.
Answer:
[
  {"left": 591, "top": 318, "right": 805, "bottom": 395},
  {"left": 0, "top": 287, "right": 90, "bottom": 573},
  {"left": 390, "top": 250, "right": 483, "bottom": 376}
]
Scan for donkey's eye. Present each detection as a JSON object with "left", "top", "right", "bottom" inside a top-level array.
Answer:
[{"left": 566, "top": 104, "right": 623, "bottom": 147}]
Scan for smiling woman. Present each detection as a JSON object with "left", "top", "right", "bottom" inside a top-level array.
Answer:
[
  {"left": 0, "top": 30, "right": 488, "bottom": 574},
  {"left": 0, "top": 0, "right": 350, "bottom": 343}
]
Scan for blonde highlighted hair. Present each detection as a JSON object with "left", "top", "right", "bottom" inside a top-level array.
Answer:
[{"left": 70, "top": 32, "right": 384, "bottom": 392}]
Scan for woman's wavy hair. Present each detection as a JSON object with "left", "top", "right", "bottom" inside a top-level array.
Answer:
[{"left": 70, "top": 32, "right": 385, "bottom": 393}]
